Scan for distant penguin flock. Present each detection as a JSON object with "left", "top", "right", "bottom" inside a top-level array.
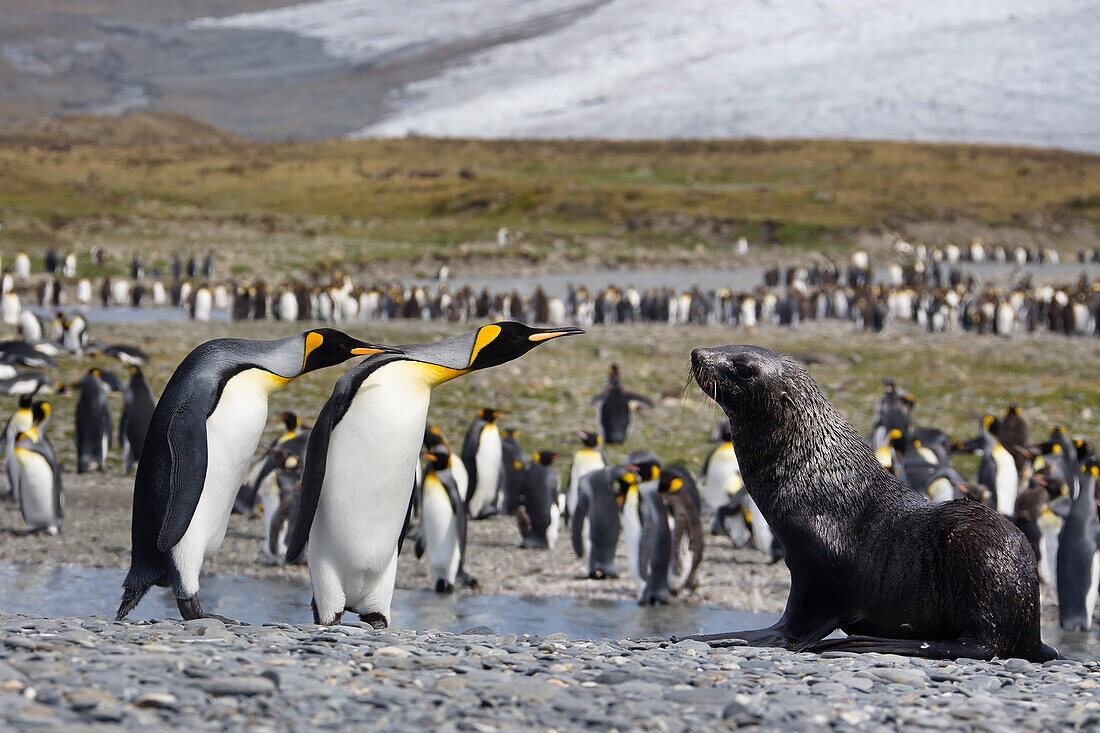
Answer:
[{"left": 0, "top": 247, "right": 1095, "bottom": 645}]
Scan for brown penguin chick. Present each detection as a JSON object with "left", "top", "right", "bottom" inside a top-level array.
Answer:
[
  {"left": 1000, "top": 405, "right": 1031, "bottom": 475},
  {"left": 657, "top": 466, "right": 704, "bottom": 592},
  {"left": 676, "top": 344, "right": 1057, "bottom": 663}
]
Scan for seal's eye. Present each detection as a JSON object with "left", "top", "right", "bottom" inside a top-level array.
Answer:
[{"left": 733, "top": 363, "right": 755, "bottom": 380}]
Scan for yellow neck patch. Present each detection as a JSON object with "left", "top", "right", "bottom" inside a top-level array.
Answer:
[
  {"left": 469, "top": 325, "right": 501, "bottom": 367},
  {"left": 302, "top": 331, "right": 324, "bottom": 371}
]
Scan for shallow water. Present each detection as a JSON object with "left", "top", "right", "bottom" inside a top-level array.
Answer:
[
  {"left": 0, "top": 562, "right": 775, "bottom": 639},
  {"left": 2, "top": 563, "right": 1096, "bottom": 659}
]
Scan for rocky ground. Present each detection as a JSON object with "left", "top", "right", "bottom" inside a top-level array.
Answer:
[{"left": 2, "top": 612, "right": 1099, "bottom": 731}]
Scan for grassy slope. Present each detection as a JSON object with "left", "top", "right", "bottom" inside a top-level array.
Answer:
[{"left": 1, "top": 119, "right": 1099, "bottom": 277}]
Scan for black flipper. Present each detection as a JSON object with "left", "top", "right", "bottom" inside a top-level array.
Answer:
[
  {"left": 156, "top": 398, "right": 210, "bottom": 552},
  {"left": 398, "top": 483, "right": 416, "bottom": 556},
  {"left": 285, "top": 397, "right": 336, "bottom": 564},
  {"left": 443, "top": 471, "right": 469, "bottom": 572},
  {"left": 571, "top": 491, "right": 590, "bottom": 559},
  {"left": 799, "top": 635, "right": 996, "bottom": 661}
]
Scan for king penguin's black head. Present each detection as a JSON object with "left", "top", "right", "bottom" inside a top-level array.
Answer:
[
  {"left": 465, "top": 322, "right": 584, "bottom": 372},
  {"left": 578, "top": 430, "right": 600, "bottom": 448},
  {"left": 422, "top": 447, "right": 451, "bottom": 472},
  {"left": 533, "top": 452, "right": 560, "bottom": 466},
  {"left": 301, "top": 329, "right": 401, "bottom": 373}
]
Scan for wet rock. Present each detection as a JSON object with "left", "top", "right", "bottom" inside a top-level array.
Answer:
[{"left": 198, "top": 677, "right": 277, "bottom": 696}]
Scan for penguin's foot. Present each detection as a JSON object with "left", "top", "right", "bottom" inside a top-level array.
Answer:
[
  {"left": 359, "top": 612, "right": 389, "bottom": 630},
  {"left": 589, "top": 569, "right": 618, "bottom": 580},
  {"left": 176, "top": 596, "right": 246, "bottom": 625},
  {"left": 435, "top": 579, "right": 455, "bottom": 594},
  {"left": 457, "top": 570, "right": 480, "bottom": 589}
]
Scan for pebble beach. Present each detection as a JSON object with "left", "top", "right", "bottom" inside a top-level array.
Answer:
[{"left": 2, "top": 612, "right": 1099, "bottom": 731}]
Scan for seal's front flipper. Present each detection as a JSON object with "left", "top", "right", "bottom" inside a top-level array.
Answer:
[
  {"left": 800, "top": 635, "right": 995, "bottom": 660},
  {"left": 672, "top": 625, "right": 794, "bottom": 648}
]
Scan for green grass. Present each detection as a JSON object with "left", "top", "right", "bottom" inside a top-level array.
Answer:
[
  {"left": 34, "top": 319, "right": 1100, "bottom": 486},
  {"left": 1, "top": 132, "right": 1099, "bottom": 279}
]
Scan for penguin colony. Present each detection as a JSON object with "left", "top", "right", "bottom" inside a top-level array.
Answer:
[{"left": 6, "top": 243, "right": 1100, "bottom": 339}]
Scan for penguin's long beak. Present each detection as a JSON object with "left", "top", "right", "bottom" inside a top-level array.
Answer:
[
  {"left": 351, "top": 345, "right": 397, "bottom": 355},
  {"left": 527, "top": 326, "right": 585, "bottom": 342}
]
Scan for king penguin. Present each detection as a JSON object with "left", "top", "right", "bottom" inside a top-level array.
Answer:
[
  {"left": 1056, "top": 459, "right": 1100, "bottom": 631},
  {"left": 462, "top": 407, "right": 505, "bottom": 519},
  {"left": 975, "top": 414, "right": 1019, "bottom": 517},
  {"left": 423, "top": 425, "right": 469, "bottom": 501},
  {"left": 4, "top": 394, "right": 35, "bottom": 500},
  {"left": 415, "top": 447, "right": 467, "bottom": 593},
  {"left": 116, "top": 329, "right": 396, "bottom": 622},
  {"left": 658, "top": 465, "right": 704, "bottom": 593},
  {"left": 119, "top": 366, "right": 156, "bottom": 474},
  {"left": 566, "top": 430, "right": 605, "bottom": 524},
  {"left": 499, "top": 428, "right": 526, "bottom": 515},
  {"left": 13, "top": 402, "right": 62, "bottom": 535},
  {"left": 571, "top": 464, "right": 632, "bottom": 579},
  {"left": 615, "top": 458, "right": 671, "bottom": 605},
  {"left": 286, "top": 321, "right": 581, "bottom": 627},
  {"left": 592, "top": 364, "right": 652, "bottom": 444},
  {"left": 516, "top": 451, "right": 562, "bottom": 549},
  {"left": 701, "top": 421, "right": 742, "bottom": 511},
  {"left": 234, "top": 411, "right": 309, "bottom": 514},
  {"left": 75, "top": 369, "right": 111, "bottom": 473}
]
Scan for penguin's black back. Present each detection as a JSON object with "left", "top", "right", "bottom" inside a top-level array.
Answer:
[
  {"left": 121, "top": 370, "right": 156, "bottom": 463},
  {"left": 75, "top": 373, "right": 111, "bottom": 470},
  {"left": 520, "top": 462, "right": 557, "bottom": 544}
]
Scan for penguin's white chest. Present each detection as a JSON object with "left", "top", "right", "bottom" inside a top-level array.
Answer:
[
  {"left": 621, "top": 493, "right": 643, "bottom": 590},
  {"left": 704, "top": 444, "right": 741, "bottom": 509},
  {"left": 992, "top": 446, "right": 1018, "bottom": 515},
  {"left": 469, "top": 425, "right": 502, "bottom": 515},
  {"left": 421, "top": 478, "right": 460, "bottom": 583},
  {"left": 15, "top": 448, "right": 56, "bottom": 529},
  {"left": 312, "top": 362, "right": 432, "bottom": 579},
  {"left": 174, "top": 370, "right": 284, "bottom": 566},
  {"left": 568, "top": 450, "right": 605, "bottom": 515}
]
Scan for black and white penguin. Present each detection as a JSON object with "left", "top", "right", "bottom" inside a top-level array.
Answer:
[
  {"left": 1055, "top": 460, "right": 1100, "bottom": 631},
  {"left": 119, "top": 366, "right": 156, "bottom": 474},
  {"left": 287, "top": 322, "right": 581, "bottom": 627},
  {"left": 973, "top": 415, "right": 1018, "bottom": 516},
  {"left": 516, "top": 451, "right": 561, "bottom": 549},
  {"left": 98, "top": 344, "right": 149, "bottom": 366},
  {"left": 571, "top": 465, "right": 632, "bottom": 579},
  {"left": 258, "top": 450, "right": 302, "bottom": 566},
  {"left": 462, "top": 407, "right": 505, "bottom": 519},
  {"left": 4, "top": 394, "right": 36, "bottom": 499},
  {"left": 592, "top": 364, "right": 652, "bottom": 444},
  {"left": 615, "top": 463, "right": 671, "bottom": 605},
  {"left": 423, "top": 425, "right": 469, "bottom": 501},
  {"left": 13, "top": 403, "right": 62, "bottom": 535},
  {"left": 75, "top": 369, "right": 111, "bottom": 473},
  {"left": 499, "top": 428, "right": 526, "bottom": 515},
  {"left": 658, "top": 466, "right": 704, "bottom": 593},
  {"left": 415, "top": 447, "right": 467, "bottom": 593},
  {"left": 566, "top": 430, "right": 605, "bottom": 523},
  {"left": 116, "top": 329, "right": 397, "bottom": 622},
  {"left": 234, "top": 411, "right": 309, "bottom": 514},
  {"left": 701, "top": 421, "right": 742, "bottom": 510}
]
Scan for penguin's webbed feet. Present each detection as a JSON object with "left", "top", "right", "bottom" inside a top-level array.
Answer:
[
  {"left": 176, "top": 596, "right": 247, "bottom": 625},
  {"left": 457, "top": 570, "right": 480, "bottom": 589}
]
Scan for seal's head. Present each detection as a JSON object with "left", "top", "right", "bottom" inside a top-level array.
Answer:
[{"left": 690, "top": 345, "right": 807, "bottom": 423}]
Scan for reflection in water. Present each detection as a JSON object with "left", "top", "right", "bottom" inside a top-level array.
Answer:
[
  {"left": 2, "top": 563, "right": 1095, "bottom": 659},
  {"left": 0, "top": 563, "right": 773, "bottom": 639}
]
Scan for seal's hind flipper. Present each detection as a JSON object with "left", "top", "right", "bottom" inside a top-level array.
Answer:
[{"left": 800, "top": 635, "right": 995, "bottom": 660}]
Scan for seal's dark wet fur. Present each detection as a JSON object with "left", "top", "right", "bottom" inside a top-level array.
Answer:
[{"left": 681, "top": 344, "right": 1057, "bottom": 662}]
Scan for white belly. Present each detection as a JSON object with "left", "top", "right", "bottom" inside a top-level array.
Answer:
[
  {"left": 704, "top": 447, "right": 741, "bottom": 510},
  {"left": 421, "top": 484, "right": 460, "bottom": 584},
  {"left": 16, "top": 450, "right": 57, "bottom": 531},
  {"left": 568, "top": 451, "right": 605, "bottom": 517},
  {"left": 1088, "top": 553, "right": 1100, "bottom": 629},
  {"left": 927, "top": 477, "right": 954, "bottom": 503},
  {"left": 992, "top": 447, "right": 1018, "bottom": 516},
  {"left": 1039, "top": 521, "right": 1061, "bottom": 589},
  {"left": 309, "top": 361, "right": 432, "bottom": 616},
  {"left": 450, "top": 455, "right": 469, "bottom": 501},
  {"left": 621, "top": 495, "right": 643, "bottom": 594},
  {"left": 171, "top": 369, "right": 282, "bottom": 594},
  {"left": 468, "top": 425, "right": 502, "bottom": 517},
  {"left": 744, "top": 493, "right": 773, "bottom": 554}
]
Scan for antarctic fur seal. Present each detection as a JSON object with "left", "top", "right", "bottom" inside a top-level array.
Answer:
[{"left": 677, "top": 344, "right": 1057, "bottom": 662}]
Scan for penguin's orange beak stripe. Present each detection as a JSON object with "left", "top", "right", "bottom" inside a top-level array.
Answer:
[
  {"left": 351, "top": 347, "right": 386, "bottom": 355},
  {"left": 528, "top": 331, "right": 570, "bottom": 342}
]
